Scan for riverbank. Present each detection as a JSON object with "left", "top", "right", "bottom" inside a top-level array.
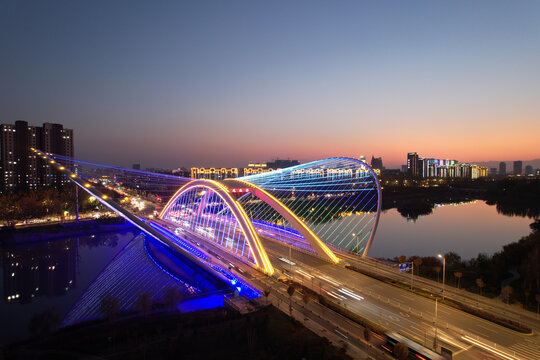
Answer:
[
  {"left": 377, "top": 218, "right": 540, "bottom": 314},
  {"left": 0, "top": 217, "right": 131, "bottom": 245},
  {"left": 381, "top": 177, "right": 540, "bottom": 220}
]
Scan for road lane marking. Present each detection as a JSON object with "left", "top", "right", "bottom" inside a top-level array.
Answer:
[
  {"left": 461, "top": 335, "right": 522, "bottom": 360},
  {"left": 509, "top": 343, "right": 540, "bottom": 359}
]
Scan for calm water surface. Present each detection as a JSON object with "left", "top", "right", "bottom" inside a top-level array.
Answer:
[
  {"left": 0, "top": 229, "right": 138, "bottom": 344},
  {"left": 369, "top": 200, "right": 534, "bottom": 260}
]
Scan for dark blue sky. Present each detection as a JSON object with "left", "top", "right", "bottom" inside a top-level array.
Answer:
[{"left": 1, "top": 1, "right": 539, "bottom": 168}]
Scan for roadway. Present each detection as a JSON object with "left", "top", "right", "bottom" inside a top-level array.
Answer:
[
  {"left": 258, "top": 231, "right": 540, "bottom": 360},
  {"left": 336, "top": 251, "right": 540, "bottom": 334},
  {"left": 153, "top": 218, "right": 540, "bottom": 360}
]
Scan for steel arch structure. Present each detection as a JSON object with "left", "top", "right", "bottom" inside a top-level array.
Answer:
[
  {"left": 159, "top": 179, "right": 274, "bottom": 275},
  {"left": 224, "top": 179, "right": 339, "bottom": 263},
  {"left": 239, "top": 157, "right": 382, "bottom": 257}
]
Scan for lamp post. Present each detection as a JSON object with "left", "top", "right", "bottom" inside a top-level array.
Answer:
[
  {"left": 352, "top": 233, "right": 359, "bottom": 254},
  {"left": 75, "top": 166, "right": 79, "bottom": 223},
  {"left": 438, "top": 254, "right": 446, "bottom": 301},
  {"left": 410, "top": 261, "right": 414, "bottom": 290},
  {"left": 433, "top": 297, "right": 438, "bottom": 350}
]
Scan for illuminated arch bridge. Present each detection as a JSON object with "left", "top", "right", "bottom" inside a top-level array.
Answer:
[
  {"left": 32, "top": 149, "right": 381, "bottom": 277},
  {"left": 159, "top": 158, "right": 381, "bottom": 275}
]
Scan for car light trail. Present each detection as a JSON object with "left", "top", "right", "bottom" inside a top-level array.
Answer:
[
  {"left": 279, "top": 257, "right": 296, "bottom": 266},
  {"left": 295, "top": 269, "right": 313, "bottom": 278},
  {"left": 461, "top": 335, "right": 521, "bottom": 360},
  {"left": 319, "top": 274, "right": 341, "bottom": 287},
  {"left": 338, "top": 288, "right": 364, "bottom": 301}
]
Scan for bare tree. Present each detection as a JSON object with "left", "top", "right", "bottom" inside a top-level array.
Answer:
[
  {"left": 100, "top": 293, "right": 120, "bottom": 321},
  {"left": 501, "top": 285, "right": 513, "bottom": 305},
  {"left": 135, "top": 292, "right": 153, "bottom": 314},
  {"left": 454, "top": 271, "right": 463, "bottom": 289},
  {"left": 476, "top": 278, "right": 486, "bottom": 296},
  {"left": 434, "top": 266, "right": 442, "bottom": 282},
  {"left": 263, "top": 288, "right": 271, "bottom": 305},
  {"left": 302, "top": 292, "right": 312, "bottom": 321},
  {"left": 287, "top": 285, "right": 296, "bottom": 319},
  {"left": 164, "top": 287, "right": 183, "bottom": 311},
  {"left": 413, "top": 258, "right": 423, "bottom": 275}
]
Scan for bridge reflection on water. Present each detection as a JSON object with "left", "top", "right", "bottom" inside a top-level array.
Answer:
[
  {"left": 2, "top": 228, "right": 242, "bottom": 340},
  {"left": 62, "top": 232, "right": 232, "bottom": 326}
]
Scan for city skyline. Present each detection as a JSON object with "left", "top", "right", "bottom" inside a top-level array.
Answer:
[
  {"left": 2, "top": 119, "right": 539, "bottom": 173},
  {"left": 1, "top": 1, "right": 539, "bottom": 168}
]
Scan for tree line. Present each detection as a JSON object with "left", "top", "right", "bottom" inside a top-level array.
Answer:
[
  {"left": 396, "top": 219, "right": 540, "bottom": 312},
  {"left": 0, "top": 186, "right": 103, "bottom": 226}
]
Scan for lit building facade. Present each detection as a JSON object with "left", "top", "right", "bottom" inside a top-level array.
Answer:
[
  {"left": 406, "top": 152, "right": 487, "bottom": 180},
  {"left": 407, "top": 152, "right": 419, "bottom": 178},
  {"left": 243, "top": 159, "right": 300, "bottom": 176},
  {"left": 190, "top": 167, "right": 239, "bottom": 180},
  {"left": 243, "top": 163, "right": 273, "bottom": 176}
]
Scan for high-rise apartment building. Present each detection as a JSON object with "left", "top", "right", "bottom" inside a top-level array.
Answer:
[
  {"left": 40, "top": 123, "right": 74, "bottom": 187},
  {"left": 407, "top": 152, "right": 419, "bottom": 178},
  {"left": 370, "top": 156, "right": 383, "bottom": 170},
  {"left": 0, "top": 121, "right": 74, "bottom": 193},
  {"left": 525, "top": 165, "right": 533, "bottom": 176},
  {"left": 499, "top": 162, "right": 506, "bottom": 176},
  {"left": 513, "top": 161, "right": 523, "bottom": 175}
]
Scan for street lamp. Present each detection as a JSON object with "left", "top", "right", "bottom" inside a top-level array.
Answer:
[
  {"left": 352, "top": 233, "right": 359, "bottom": 254},
  {"left": 438, "top": 254, "right": 446, "bottom": 300},
  {"left": 433, "top": 297, "right": 438, "bottom": 350}
]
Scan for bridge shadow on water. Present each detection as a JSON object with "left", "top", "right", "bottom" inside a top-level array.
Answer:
[{"left": 62, "top": 233, "right": 229, "bottom": 327}]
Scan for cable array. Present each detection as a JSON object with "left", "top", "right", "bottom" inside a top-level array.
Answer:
[{"left": 240, "top": 157, "right": 381, "bottom": 255}]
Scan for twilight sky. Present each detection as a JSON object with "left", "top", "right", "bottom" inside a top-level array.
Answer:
[{"left": 1, "top": 1, "right": 539, "bottom": 168}]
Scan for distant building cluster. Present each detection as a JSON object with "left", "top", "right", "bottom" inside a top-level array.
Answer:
[
  {"left": 498, "top": 161, "right": 537, "bottom": 176},
  {"left": 1, "top": 120, "right": 74, "bottom": 193},
  {"left": 190, "top": 159, "right": 300, "bottom": 180},
  {"left": 406, "top": 152, "right": 488, "bottom": 179}
]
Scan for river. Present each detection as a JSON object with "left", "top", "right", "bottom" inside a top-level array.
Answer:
[{"left": 369, "top": 200, "right": 534, "bottom": 260}]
